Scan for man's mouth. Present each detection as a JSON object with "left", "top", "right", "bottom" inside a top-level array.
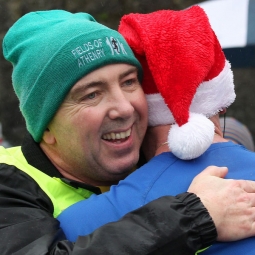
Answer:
[{"left": 102, "top": 128, "right": 131, "bottom": 143}]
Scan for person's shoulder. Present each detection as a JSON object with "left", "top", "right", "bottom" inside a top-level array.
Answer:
[{"left": 151, "top": 151, "right": 177, "bottom": 162}]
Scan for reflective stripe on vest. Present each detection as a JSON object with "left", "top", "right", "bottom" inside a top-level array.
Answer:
[
  {"left": 0, "top": 146, "right": 94, "bottom": 218},
  {"left": 196, "top": 246, "right": 210, "bottom": 254}
]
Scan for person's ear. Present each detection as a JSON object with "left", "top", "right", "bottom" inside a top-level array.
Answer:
[
  {"left": 219, "top": 108, "right": 227, "bottom": 115},
  {"left": 42, "top": 128, "right": 56, "bottom": 145}
]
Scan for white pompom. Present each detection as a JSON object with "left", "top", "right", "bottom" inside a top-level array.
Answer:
[{"left": 168, "top": 113, "right": 214, "bottom": 160}]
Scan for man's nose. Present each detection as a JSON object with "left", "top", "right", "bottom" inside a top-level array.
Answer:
[{"left": 107, "top": 89, "right": 134, "bottom": 120}]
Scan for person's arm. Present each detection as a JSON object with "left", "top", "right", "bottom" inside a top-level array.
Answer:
[{"left": 0, "top": 164, "right": 214, "bottom": 255}]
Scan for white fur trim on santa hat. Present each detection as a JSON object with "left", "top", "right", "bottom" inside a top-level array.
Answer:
[
  {"left": 146, "top": 93, "right": 175, "bottom": 126},
  {"left": 146, "top": 60, "right": 235, "bottom": 126},
  {"left": 190, "top": 60, "right": 236, "bottom": 117},
  {"left": 168, "top": 112, "right": 214, "bottom": 160}
]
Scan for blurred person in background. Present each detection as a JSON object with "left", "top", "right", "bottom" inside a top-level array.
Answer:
[
  {"left": 0, "top": 122, "right": 11, "bottom": 148},
  {"left": 220, "top": 116, "right": 255, "bottom": 151}
]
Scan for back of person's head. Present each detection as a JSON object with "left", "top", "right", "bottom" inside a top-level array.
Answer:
[
  {"left": 3, "top": 10, "right": 142, "bottom": 142},
  {"left": 119, "top": 6, "right": 236, "bottom": 160},
  {"left": 220, "top": 117, "right": 255, "bottom": 151}
]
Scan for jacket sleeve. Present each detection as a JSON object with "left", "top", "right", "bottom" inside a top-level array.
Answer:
[{"left": 0, "top": 164, "right": 216, "bottom": 255}]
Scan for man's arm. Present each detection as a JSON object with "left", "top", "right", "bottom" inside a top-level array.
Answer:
[
  {"left": 0, "top": 164, "right": 214, "bottom": 255},
  {"left": 66, "top": 194, "right": 215, "bottom": 255}
]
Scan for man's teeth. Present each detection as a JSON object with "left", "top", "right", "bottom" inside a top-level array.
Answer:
[{"left": 102, "top": 129, "right": 131, "bottom": 140}]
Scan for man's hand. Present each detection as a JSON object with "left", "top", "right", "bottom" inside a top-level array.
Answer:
[{"left": 188, "top": 166, "right": 255, "bottom": 242}]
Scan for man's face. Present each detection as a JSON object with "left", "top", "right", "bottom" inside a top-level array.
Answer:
[{"left": 48, "top": 64, "right": 148, "bottom": 185}]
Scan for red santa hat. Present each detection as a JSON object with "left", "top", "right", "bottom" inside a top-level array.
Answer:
[{"left": 119, "top": 6, "right": 235, "bottom": 160}]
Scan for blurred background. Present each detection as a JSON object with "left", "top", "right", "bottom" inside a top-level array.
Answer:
[{"left": 0, "top": 0, "right": 254, "bottom": 146}]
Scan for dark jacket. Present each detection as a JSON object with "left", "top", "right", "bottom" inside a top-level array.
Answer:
[{"left": 0, "top": 133, "right": 216, "bottom": 255}]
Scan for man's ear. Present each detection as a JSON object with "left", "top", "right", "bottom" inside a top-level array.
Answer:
[{"left": 42, "top": 128, "right": 56, "bottom": 145}]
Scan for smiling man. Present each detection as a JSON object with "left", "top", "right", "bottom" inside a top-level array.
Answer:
[
  {"left": 41, "top": 63, "right": 147, "bottom": 185},
  {"left": 2, "top": 9, "right": 255, "bottom": 255}
]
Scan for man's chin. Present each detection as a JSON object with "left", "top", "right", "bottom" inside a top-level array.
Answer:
[{"left": 106, "top": 162, "right": 137, "bottom": 180}]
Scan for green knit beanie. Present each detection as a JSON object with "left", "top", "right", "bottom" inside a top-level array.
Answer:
[{"left": 3, "top": 10, "right": 142, "bottom": 142}]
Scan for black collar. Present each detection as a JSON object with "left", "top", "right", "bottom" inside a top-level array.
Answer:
[{"left": 21, "top": 132, "right": 101, "bottom": 195}]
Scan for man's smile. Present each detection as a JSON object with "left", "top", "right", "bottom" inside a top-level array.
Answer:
[{"left": 102, "top": 128, "right": 131, "bottom": 143}]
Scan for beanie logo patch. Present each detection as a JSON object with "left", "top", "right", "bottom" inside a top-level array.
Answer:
[
  {"left": 71, "top": 37, "right": 128, "bottom": 68},
  {"left": 106, "top": 37, "right": 127, "bottom": 55}
]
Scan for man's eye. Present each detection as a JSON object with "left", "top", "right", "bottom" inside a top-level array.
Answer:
[
  {"left": 124, "top": 79, "right": 134, "bottom": 86},
  {"left": 86, "top": 92, "right": 96, "bottom": 99},
  {"left": 78, "top": 91, "right": 101, "bottom": 104}
]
